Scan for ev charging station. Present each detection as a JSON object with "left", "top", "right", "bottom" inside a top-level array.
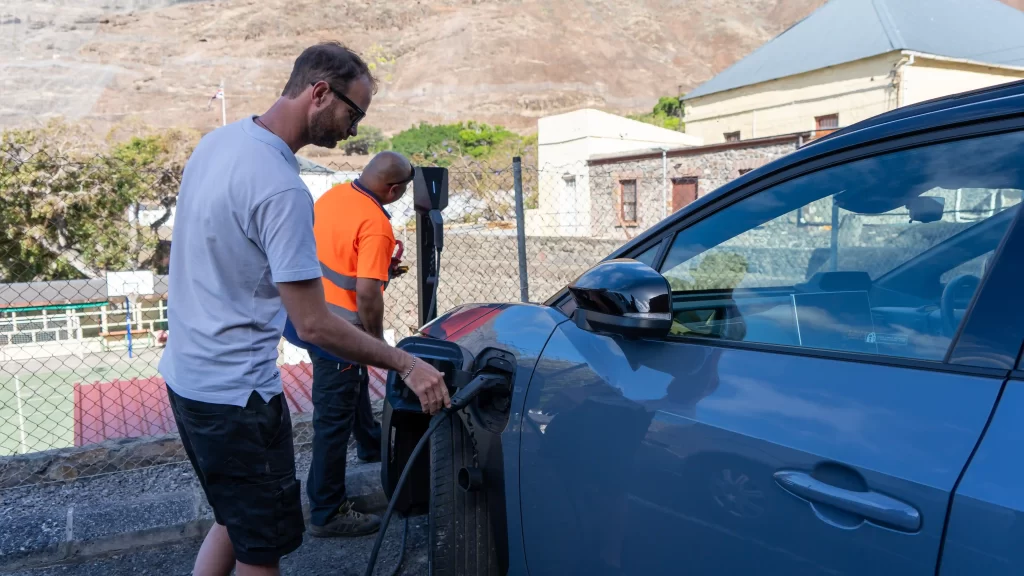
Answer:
[
  {"left": 376, "top": 166, "right": 451, "bottom": 521},
  {"left": 412, "top": 166, "right": 448, "bottom": 327},
  {"left": 370, "top": 163, "right": 517, "bottom": 576}
]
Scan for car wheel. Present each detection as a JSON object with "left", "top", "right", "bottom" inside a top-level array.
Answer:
[{"left": 429, "top": 413, "right": 500, "bottom": 576}]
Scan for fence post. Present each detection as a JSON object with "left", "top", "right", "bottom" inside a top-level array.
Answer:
[{"left": 513, "top": 157, "right": 530, "bottom": 303}]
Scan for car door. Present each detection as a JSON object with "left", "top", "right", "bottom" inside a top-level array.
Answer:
[
  {"left": 518, "top": 126, "right": 1024, "bottom": 576},
  {"left": 933, "top": 222, "right": 1024, "bottom": 575}
]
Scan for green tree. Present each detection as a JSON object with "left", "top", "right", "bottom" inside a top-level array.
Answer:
[
  {"left": 456, "top": 122, "right": 516, "bottom": 159},
  {"left": 653, "top": 96, "right": 683, "bottom": 118},
  {"left": 629, "top": 95, "right": 686, "bottom": 132},
  {"left": 0, "top": 121, "right": 195, "bottom": 282},
  {"left": 388, "top": 122, "right": 464, "bottom": 166},
  {"left": 387, "top": 121, "right": 518, "bottom": 166},
  {"left": 342, "top": 125, "right": 387, "bottom": 156}
]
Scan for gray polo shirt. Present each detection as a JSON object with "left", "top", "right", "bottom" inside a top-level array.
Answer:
[{"left": 158, "top": 117, "right": 322, "bottom": 407}]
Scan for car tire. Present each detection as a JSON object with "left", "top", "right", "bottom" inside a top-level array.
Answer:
[{"left": 429, "top": 413, "right": 500, "bottom": 576}]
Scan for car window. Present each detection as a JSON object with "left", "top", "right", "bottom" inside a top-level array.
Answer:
[
  {"left": 659, "top": 130, "right": 1024, "bottom": 362},
  {"left": 634, "top": 244, "right": 660, "bottom": 269}
]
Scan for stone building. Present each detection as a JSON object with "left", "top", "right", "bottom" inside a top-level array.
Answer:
[{"left": 584, "top": 133, "right": 808, "bottom": 239}]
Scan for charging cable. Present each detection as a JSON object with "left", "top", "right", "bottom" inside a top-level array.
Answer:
[
  {"left": 387, "top": 517, "right": 409, "bottom": 576},
  {"left": 427, "top": 248, "right": 441, "bottom": 322},
  {"left": 364, "top": 373, "right": 507, "bottom": 576},
  {"left": 426, "top": 208, "right": 444, "bottom": 323}
]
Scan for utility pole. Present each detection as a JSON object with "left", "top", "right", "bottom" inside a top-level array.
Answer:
[
  {"left": 677, "top": 84, "right": 685, "bottom": 125},
  {"left": 207, "top": 81, "right": 227, "bottom": 126},
  {"left": 220, "top": 79, "right": 226, "bottom": 126},
  {"left": 659, "top": 146, "right": 669, "bottom": 219}
]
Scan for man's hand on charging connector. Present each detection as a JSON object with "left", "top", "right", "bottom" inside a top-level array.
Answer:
[{"left": 401, "top": 355, "right": 450, "bottom": 414}]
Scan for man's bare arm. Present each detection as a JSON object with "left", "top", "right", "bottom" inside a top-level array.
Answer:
[
  {"left": 278, "top": 278, "right": 450, "bottom": 413},
  {"left": 280, "top": 278, "right": 402, "bottom": 370},
  {"left": 355, "top": 278, "right": 385, "bottom": 340}
]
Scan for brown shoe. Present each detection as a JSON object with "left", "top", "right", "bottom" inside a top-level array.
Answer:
[{"left": 308, "top": 501, "right": 381, "bottom": 538}]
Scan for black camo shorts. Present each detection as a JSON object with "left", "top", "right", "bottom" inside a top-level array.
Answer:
[{"left": 166, "top": 384, "right": 305, "bottom": 566}]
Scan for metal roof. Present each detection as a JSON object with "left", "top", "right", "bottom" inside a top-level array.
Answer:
[
  {"left": 686, "top": 0, "right": 1024, "bottom": 99},
  {"left": 296, "top": 156, "right": 337, "bottom": 174},
  {"left": 0, "top": 276, "right": 170, "bottom": 309}
]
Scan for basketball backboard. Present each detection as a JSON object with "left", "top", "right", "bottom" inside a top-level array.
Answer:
[{"left": 106, "top": 271, "right": 155, "bottom": 299}]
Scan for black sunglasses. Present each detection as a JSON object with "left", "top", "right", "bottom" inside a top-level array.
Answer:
[{"left": 311, "top": 81, "right": 366, "bottom": 126}]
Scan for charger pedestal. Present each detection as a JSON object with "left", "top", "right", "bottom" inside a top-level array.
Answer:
[{"left": 413, "top": 167, "right": 448, "bottom": 327}]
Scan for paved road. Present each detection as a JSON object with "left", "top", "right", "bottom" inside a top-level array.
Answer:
[{"left": 6, "top": 516, "right": 428, "bottom": 576}]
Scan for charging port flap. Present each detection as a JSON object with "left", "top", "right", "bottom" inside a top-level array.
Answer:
[{"left": 385, "top": 337, "right": 472, "bottom": 414}]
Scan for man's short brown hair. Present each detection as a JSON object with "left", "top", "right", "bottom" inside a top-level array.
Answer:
[{"left": 281, "top": 42, "right": 378, "bottom": 98}]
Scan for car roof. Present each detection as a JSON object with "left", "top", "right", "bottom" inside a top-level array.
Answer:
[{"left": 613, "top": 79, "right": 1024, "bottom": 256}]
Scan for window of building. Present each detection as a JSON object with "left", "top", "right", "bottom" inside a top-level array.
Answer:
[
  {"left": 620, "top": 179, "right": 638, "bottom": 224},
  {"left": 815, "top": 114, "right": 839, "bottom": 137},
  {"left": 724, "top": 131, "right": 741, "bottom": 143}
]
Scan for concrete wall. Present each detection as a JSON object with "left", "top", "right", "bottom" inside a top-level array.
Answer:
[
  {"left": 683, "top": 52, "right": 901, "bottom": 145},
  {"left": 587, "top": 139, "right": 800, "bottom": 240},
  {"left": 902, "top": 56, "right": 1024, "bottom": 106}
]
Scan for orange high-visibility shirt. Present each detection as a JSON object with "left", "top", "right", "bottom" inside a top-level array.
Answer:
[{"left": 314, "top": 180, "right": 395, "bottom": 328}]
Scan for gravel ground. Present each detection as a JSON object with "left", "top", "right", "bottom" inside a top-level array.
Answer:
[
  {"left": 0, "top": 445, "right": 321, "bottom": 523},
  {"left": 0, "top": 394, "right": 388, "bottom": 521},
  {"left": 2, "top": 514, "right": 430, "bottom": 576}
]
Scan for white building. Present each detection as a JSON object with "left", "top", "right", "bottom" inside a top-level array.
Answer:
[
  {"left": 527, "top": 108, "right": 702, "bottom": 237},
  {"left": 297, "top": 157, "right": 360, "bottom": 201}
]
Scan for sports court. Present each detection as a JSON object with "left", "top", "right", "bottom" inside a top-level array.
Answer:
[
  {"left": 0, "top": 345, "right": 387, "bottom": 457},
  {"left": 0, "top": 347, "right": 162, "bottom": 456}
]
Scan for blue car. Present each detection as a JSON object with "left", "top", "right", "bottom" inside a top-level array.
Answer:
[{"left": 381, "top": 79, "right": 1024, "bottom": 576}]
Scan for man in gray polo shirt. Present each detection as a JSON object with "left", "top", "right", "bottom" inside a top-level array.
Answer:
[{"left": 160, "top": 42, "right": 448, "bottom": 576}]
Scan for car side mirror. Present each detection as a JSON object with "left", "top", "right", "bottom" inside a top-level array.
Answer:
[{"left": 568, "top": 258, "right": 672, "bottom": 339}]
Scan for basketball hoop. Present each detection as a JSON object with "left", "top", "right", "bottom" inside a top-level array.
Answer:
[{"left": 105, "top": 271, "right": 156, "bottom": 360}]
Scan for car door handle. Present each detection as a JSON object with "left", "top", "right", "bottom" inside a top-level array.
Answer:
[{"left": 774, "top": 470, "right": 921, "bottom": 532}]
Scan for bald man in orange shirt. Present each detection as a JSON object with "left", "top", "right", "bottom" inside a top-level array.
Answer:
[{"left": 306, "top": 151, "right": 413, "bottom": 538}]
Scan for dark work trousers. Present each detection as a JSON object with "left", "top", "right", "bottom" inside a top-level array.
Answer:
[{"left": 307, "top": 350, "right": 383, "bottom": 526}]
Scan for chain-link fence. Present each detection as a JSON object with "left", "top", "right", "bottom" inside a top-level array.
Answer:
[
  {"left": 9, "top": 125, "right": 1020, "bottom": 490},
  {"left": 5, "top": 130, "right": 1020, "bottom": 489},
  {"left": 0, "top": 136, "right": 687, "bottom": 489}
]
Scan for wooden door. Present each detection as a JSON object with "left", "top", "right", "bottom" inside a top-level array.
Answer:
[{"left": 672, "top": 178, "right": 698, "bottom": 212}]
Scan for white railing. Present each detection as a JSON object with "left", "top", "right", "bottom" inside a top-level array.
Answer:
[{"left": 0, "top": 300, "right": 168, "bottom": 349}]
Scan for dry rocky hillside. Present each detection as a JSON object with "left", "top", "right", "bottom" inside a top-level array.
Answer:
[{"left": 2, "top": 0, "right": 1022, "bottom": 141}]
